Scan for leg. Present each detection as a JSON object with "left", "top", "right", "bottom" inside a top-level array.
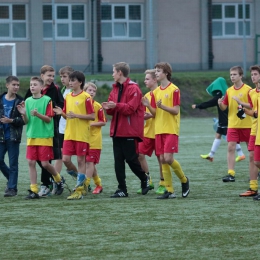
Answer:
[
  {"left": 28, "top": 159, "right": 37, "bottom": 185},
  {"left": 113, "top": 138, "right": 127, "bottom": 192},
  {"left": 37, "top": 160, "right": 53, "bottom": 186},
  {"left": 227, "top": 141, "right": 236, "bottom": 172},
  {"left": 0, "top": 142, "right": 9, "bottom": 181},
  {"left": 6, "top": 140, "right": 20, "bottom": 191},
  {"left": 138, "top": 153, "right": 149, "bottom": 173}
]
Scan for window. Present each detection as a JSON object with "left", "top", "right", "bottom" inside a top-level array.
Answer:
[
  {"left": 101, "top": 4, "right": 143, "bottom": 39},
  {"left": 43, "top": 4, "right": 86, "bottom": 39},
  {"left": 212, "top": 4, "right": 251, "bottom": 38},
  {"left": 0, "top": 4, "right": 27, "bottom": 39}
]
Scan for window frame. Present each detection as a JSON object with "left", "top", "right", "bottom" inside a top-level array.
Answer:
[
  {"left": 43, "top": 3, "right": 87, "bottom": 40},
  {"left": 0, "top": 4, "right": 28, "bottom": 40},
  {"left": 101, "top": 3, "right": 143, "bottom": 40},
  {"left": 212, "top": 3, "right": 252, "bottom": 39}
]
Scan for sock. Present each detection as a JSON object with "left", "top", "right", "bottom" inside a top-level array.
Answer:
[
  {"left": 228, "top": 169, "right": 235, "bottom": 176},
  {"left": 236, "top": 144, "right": 244, "bottom": 156},
  {"left": 84, "top": 177, "right": 91, "bottom": 187},
  {"left": 159, "top": 178, "right": 165, "bottom": 186},
  {"left": 209, "top": 138, "right": 221, "bottom": 157},
  {"left": 162, "top": 164, "right": 174, "bottom": 193},
  {"left": 30, "top": 184, "right": 38, "bottom": 194},
  {"left": 53, "top": 173, "right": 61, "bottom": 183},
  {"left": 170, "top": 160, "right": 187, "bottom": 183},
  {"left": 93, "top": 176, "right": 102, "bottom": 186},
  {"left": 249, "top": 180, "right": 258, "bottom": 191}
]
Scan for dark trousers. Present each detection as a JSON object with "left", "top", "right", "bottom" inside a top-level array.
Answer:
[
  {"left": 0, "top": 140, "right": 20, "bottom": 191},
  {"left": 112, "top": 137, "right": 146, "bottom": 192},
  {"left": 39, "top": 146, "right": 62, "bottom": 186}
]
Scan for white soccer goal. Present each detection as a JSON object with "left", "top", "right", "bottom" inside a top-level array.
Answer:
[{"left": 0, "top": 43, "right": 16, "bottom": 76}]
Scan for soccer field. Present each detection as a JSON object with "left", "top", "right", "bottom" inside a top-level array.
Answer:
[{"left": 0, "top": 117, "right": 258, "bottom": 260}]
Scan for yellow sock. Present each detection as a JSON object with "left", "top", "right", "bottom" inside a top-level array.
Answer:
[
  {"left": 162, "top": 164, "right": 174, "bottom": 193},
  {"left": 30, "top": 184, "right": 38, "bottom": 193},
  {"left": 159, "top": 179, "right": 165, "bottom": 186},
  {"left": 53, "top": 173, "right": 61, "bottom": 183},
  {"left": 250, "top": 180, "right": 258, "bottom": 191},
  {"left": 93, "top": 176, "right": 102, "bottom": 186},
  {"left": 228, "top": 169, "right": 235, "bottom": 176},
  {"left": 84, "top": 178, "right": 91, "bottom": 187},
  {"left": 170, "top": 160, "right": 187, "bottom": 183}
]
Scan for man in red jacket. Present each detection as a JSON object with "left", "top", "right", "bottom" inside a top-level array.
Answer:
[{"left": 102, "top": 62, "right": 150, "bottom": 198}]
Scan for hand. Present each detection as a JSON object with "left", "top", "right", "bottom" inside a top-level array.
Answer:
[
  {"left": 156, "top": 99, "right": 163, "bottom": 108},
  {"left": 232, "top": 96, "right": 241, "bottom": 104},
  {"left": 218, "top": 97, "right": 224, "bottom": 105},
  {"left": 17, "top": 104, "right": 26, "bottom": 115},
  {"left": 191, "top": 104, "right": 196, "bottom": 109},
  {"left": 144, "top": 112, "right": 153, "bottom": 120},
  {"left": 53, "top": 106, "right": 62, "bottom": 115},
  {"left": 102, "top": 101, "right": 116, "bottom": 109},
  {"left": 0, "top": 116, "right": 12, "bottom": 124},
  {"left": 30, "top": 109, "right": 38, "bottom": 116},
  {"left": 141, "top": 97, "right": 150, "bottom": 107},
  {"left": 67, "top": 111, "right": 77, "bottom": 119}
]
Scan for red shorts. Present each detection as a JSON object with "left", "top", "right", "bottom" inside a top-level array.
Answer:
[
  {"left": 155, "top": 134, "right": 179, "bottom": 155},
  {"left": 86, "top": 149, "right": 101, "bottom": 164},
  {"left": 254, "top": 145, "right": 260, "bottom": 161},
  {"left": 26, "top": 146, "right": 54, "bottom": 161},
  {"left": 63, "top": 140, "right": 89, "bottom": 156},
  {"left": 227, "top": 128, "right": 250, "bottom": 143},
  {"left": 139, "top": 137, "right": 155, "bottom": 157},
  {"left": 248, "top": 135, "right": 256, "bottom": 151}
]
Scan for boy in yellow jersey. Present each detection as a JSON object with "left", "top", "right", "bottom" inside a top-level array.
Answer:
[
  {"left": 143, "top": 62, "right": 190, "bottom": 199},
  {"left": 83, "top": 82, "right": 106, "bottom": 194},
  {"left": 137, "top": 69, "right": 165, "bottom": 195},
  {"left": 17, "top": 77, "right": 64, "bottom": 199},
  {"left": 253, "top": 94, "right": 260, "bottom": 200},
  {"left": 53, "top": 71, "right": 95, "bottom": 200},
  {"left": 218, "top": 66, "right": 252, "bottom": 182},
  {"left": 232, "top": 65, "right": 260, "bottom": 196}
]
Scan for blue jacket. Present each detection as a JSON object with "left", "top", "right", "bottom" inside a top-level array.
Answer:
[{"left": 0, "top": 92, "right": 24, "bottom": 143}]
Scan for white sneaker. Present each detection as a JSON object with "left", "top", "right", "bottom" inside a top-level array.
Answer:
[
  {"left": 38, "top": 185, "right": 51, "bottom": 197},
  {"left": 51, "top": 182, "right": 57, "bottom": 195}
]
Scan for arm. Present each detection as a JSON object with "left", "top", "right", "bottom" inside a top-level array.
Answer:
[
  {"left": 90, "top": 107, "right": 106, "bottom": 127},
  {"left": 232, "top": 96, "right": 251, "bottom": 109},
  {"left": 218, "top": 95, "right": 228, "bottom": 111},
  {"left": 192, "top": 95, "right": 219, "bottom": 109},
  {"left": 157, "top": 101, "right": 179, "bottom": 115},
  {"left": 16, "top": 104, "right": 28, "bottom": 124},
  {"left": 32, "top": 109, "right": 52, "bottom": 123}
]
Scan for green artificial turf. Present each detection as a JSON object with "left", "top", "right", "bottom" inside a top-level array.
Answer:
[{"left": 0, "top": 118, "right": 258, "bottom": 260}]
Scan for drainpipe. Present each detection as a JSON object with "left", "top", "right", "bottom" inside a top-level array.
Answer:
[
  {"left": 208, "top": 0, "right": 214, "bottom": 69},
  {"left": 90, "top": 0, "right": 94, "bottom": 74},
  {"left": 96, "top": 0, "right": 103, "bottom": 72}
]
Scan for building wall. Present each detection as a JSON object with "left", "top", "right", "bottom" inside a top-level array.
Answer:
[{"left": 155, "top": 0, "right": 202, "bottom": 70}]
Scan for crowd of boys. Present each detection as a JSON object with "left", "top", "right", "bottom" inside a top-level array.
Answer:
[{"left": 6, "top": 62, "right": 260, "bottom": 201}]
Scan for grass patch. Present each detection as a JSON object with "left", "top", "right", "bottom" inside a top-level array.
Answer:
[{"left": 0, "top": 118, "right": 258, "bottom": 260}]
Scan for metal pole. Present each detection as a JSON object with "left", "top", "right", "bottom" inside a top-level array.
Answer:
[
  {"left": 52, "top": 0, "right": 56, "bottom": 74},
  {"left": 12, "top": 43, "right": 17, "bottom": 76},
  {"left": 148, "top": 0, "right": 154, "bottom": 69},
  {"left": 242, "top": 0, "right": 247, "bottom": 77}
]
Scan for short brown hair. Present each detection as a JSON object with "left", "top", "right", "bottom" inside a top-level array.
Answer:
[
  {"left": 6, "top": 75, "right": 19, "bottom": 84},
  {"left": 250, "top": 65, "right": 260, "bottom": 74},
  {"left": 230, "top": 66, "right": 243, "bottom": 76},
  {"left": 113, "top": 62, "right": 130, "bottom": 77},
  {"left": 40, "top": 65, "right": 55, "bottom": 75},
  {"left": 144, "top": 69, "right": 156, "bottom": 79},
  {"left": 154, "top": 62, "right": 172, "bottom": 81},
  {"left": 59, "top": 66, "right": 74, "bottom": 75},
  {"left": 84, "top": 82, "right": 97, "bottom": 91},
  {"left": 30, "top": 76, "right": 44, "bottom": 86}
]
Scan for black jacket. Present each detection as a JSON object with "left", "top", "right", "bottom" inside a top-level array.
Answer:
[
  {"left": 0, "top": 92, "right": 24, "bottom": 143},
  {"left": 24, "top": 82, "right": 64, "bottom": 148},
  {"left": 195, "top": 90, "right": 228, "bottom": 128}
]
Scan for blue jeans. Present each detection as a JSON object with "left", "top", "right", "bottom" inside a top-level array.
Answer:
[{"left": 0, "top": 140, "right": 20, "bottom": 191}]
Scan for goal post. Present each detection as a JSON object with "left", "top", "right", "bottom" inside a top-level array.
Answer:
[{"left": 0, "top": 43, "right": 16, "bottom": 76}]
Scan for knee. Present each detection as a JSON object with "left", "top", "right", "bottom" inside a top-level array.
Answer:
[{"left": 41, "top": 161, "right": 49, "bottom": 168}]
